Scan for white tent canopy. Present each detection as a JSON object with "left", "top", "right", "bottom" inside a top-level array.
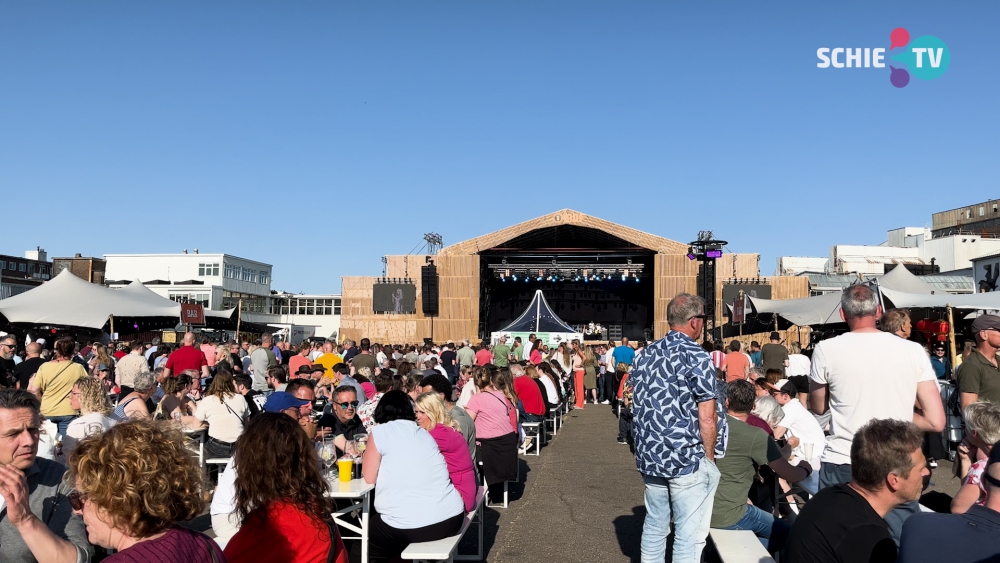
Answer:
[
  {"left": 747, "top": 267, "right": 962, "bottom": 327},
  {"left": 491, "top": 290, "right": 583, "bottom": 346},
  {"left": 0, "top": 271, "right": 234, "bottom": 330}
]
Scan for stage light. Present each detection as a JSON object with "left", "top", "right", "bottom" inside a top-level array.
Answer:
[
  {"left": 622, "top": 274, "right": 627, "bottom": 281},
  {"left": 537, "top": 275, "right": 543, "bottom": 281},
  {"left": 705, "top": 249, "right": 723, "bottom": 259},
  {"left": 512, "top": 274, "right": 517, "bottom": 281},
  {"left": 687, "top": 246, "right": 697, "bottom": 260},
  {"left": 634, "top": 276, "right": 640, "bottom": 282}
]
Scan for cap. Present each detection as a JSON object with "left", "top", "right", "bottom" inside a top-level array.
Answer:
[
  {"left": 971, "top": 314, "right": 1000, "bottom": 333},
  {"left": 98, "top": 364, "right": 109, "bottom": 371},
  {"left": 295, "top": 364, "right": 314, "bottom": 375},
  {"left": 774, "top": 379, "right": 797, "bottom": 396},
  {"left": 35, "top": 338, "right": 45, "bottom": 345},
  {"left": 769, "top": 331, "right": 781, "bottom": 341},
  {"left": 263, "top": 391, "right": 310, "bottom": 413}
]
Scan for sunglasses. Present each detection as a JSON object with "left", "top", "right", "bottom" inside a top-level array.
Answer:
[
  {"left": 688, "top": 314, "right": 707, "bottom": 321},
  {"left": 336, "top": 401, "right": 360, "bottom": 410},
  {"left": 68, "top": 491, "right": 87, "bottom": 511}
]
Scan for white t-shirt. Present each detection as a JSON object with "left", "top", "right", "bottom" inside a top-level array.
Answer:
[
  {"left": 195, "top": 394, "right": 249, "bottom": 443},
  {"left": 211, "top": 459, "right": 237, "bottom": 516},
  {"left": 787, "top": 354, "right": 811, "bottom": 377},
  {"left": 370, "top": 420, "right": 463, "bottom": 529},
  {"left": 63, "top": 412, "right": 116, "bottom": 461},
  {"left": 539, "top": 375, "right": 559, "bottom": 404},
  {"left": 779, "top": 399, "right": 826, "bottom": 466},
  {"left": 809, "top": 331, "right": 936, "bottom": 465}
]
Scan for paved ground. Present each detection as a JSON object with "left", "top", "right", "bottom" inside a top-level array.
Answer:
[{"left": 475, "top": 404, "right": 964, "bottom": 563}]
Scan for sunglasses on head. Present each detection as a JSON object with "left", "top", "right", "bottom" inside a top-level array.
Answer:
[{"left": 337, "top": 401, "right": 360, "bottom": 410}]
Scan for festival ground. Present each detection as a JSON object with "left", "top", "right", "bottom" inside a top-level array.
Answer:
[{"left": 183, "top": 404, "right": 964, "bottom": 562}]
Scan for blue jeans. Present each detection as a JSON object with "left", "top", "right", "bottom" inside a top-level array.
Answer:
[
  {"left": 46, "top": 415, "right": 78, "bottom": 437},
  {"left": 819, "top": 462, "right": 853, "bottom": 490},
  {"left": 721, "top": 504, "right": 790, "bottom": 552},
  {"left": 641, "top": 460, "right": 721, "bottom": 563}
]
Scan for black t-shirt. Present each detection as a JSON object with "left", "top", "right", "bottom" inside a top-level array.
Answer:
[
  {"left": 783, "top": 484, "right": 897, "bottom": 563},
  {"left": 0, "top": 358, "right": 16, "bottom": 387},
  {"left": 318, "top": 413, "right": 364, "bottom": 456},
  {"left": 12, "top": 357, "right": 45, "bottom": 389},
  {"left": 244, "top": 390, "right": 267, "bottom": 417},
  {"left": 440, "top": 350, "right": 457, "bottom": 368}
]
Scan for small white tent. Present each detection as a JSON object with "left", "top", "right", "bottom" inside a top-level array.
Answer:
[{"left": 491, "top": 290, "right": 583, "bottom": 346}]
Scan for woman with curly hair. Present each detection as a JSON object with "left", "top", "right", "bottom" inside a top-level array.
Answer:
[
  {"left": 224, "top": 412, "right": 348, "bottom": 563},
  {"left": 66, "top": 419, "right": 222, "bottom": 561},
  {"left": 63, "top": 376, "right": 116, "bottom": 461}
]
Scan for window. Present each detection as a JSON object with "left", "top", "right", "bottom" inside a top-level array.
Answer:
[
  {"left": 0, "top": 261, "right": 5, "bottom": 270},
  {"left": 334, "top": 299, "right": 342, "bottom": 315},
  {"left": 198, "top": 263, "right": 219, "bottom": 277},
  {"left": 994, "top": 204, "right": 998, "bottom": 213},
  {"left": 259, "top": 271, "right": 269, "bottom": 285},
  {"left": 169, "top": 293, "right": 209, "bottom": 307},
  {"left": 981, "top": 206, "right": 986, "bottom": 217},
  {"left": 225, "top": 264, "right": 239, "bottom": 279},
  {"left": 19, "top": 263, "right": 25, "bottom": 272},
  {"left": 967, "top": 209, "right": 972, "bottom": 219}
]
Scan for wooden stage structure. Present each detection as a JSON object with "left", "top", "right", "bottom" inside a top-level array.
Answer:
[{"left": 340, "top": 210, "right": 809, "bottom": 345}]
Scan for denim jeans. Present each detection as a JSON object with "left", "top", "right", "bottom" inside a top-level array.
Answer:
[
  {"left": 819, "top": 462, "right": 853, "bottom": 490},
  {"left": 721, "top": 503, "right": 790, "bottom": 552},
  {"left": 641, "top": 460, "right": 721, "bottom": 563},
  {"left": 46, "top": 415, "right": 78, "bottom": 437}
]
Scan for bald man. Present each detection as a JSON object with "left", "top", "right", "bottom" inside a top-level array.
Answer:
[
  {"left": 163, "top": 332, "right": 210, "bottom": 379},
  {"left": 13, "top": 343, "right": 45, "bottom": 390}
]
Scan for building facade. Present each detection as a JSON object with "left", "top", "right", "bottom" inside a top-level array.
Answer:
[
  {"left": 104, "top": 252, "right": 274, "bottom": 323},
  {"left": 52, "top": 254, "right": 107, "bottom": 285},
  {"left": 932, "top": 199, "right": 1000, "bottom": 238},
  {"left": 0, "top": 248, "right": 52, "bottom": 299}
]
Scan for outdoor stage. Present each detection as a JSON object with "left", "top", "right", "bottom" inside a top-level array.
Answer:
[{"left": 338, "top": 209, "right": 801, "bottom": 344}]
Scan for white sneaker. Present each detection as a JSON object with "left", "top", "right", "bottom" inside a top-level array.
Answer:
[{"left": 601, "top": 400, "right": 610, "bottom": 404}]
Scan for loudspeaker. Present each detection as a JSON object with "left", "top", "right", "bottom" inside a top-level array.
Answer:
[{"left": 421, "top": 265, "right": 439, "bottom": 316}]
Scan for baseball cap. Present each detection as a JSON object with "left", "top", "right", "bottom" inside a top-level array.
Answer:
[
  {"left": 263, "top": 391, "right": 310, "bottom": 413},
  {"left": 774, "top": 379, "right": 797, "bottom": 396},
  {"left": 97, "top": 364, "right": 109, "bottom": 371},
  {"left": 971, "top": 314, "right": 1000, "bottom": 333}
]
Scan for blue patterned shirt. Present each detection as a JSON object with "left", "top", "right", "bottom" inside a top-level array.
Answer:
[{"left": 632, "top": 330, "right": 728, "bottom": 478}]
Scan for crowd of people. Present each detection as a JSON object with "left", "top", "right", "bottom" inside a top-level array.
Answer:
[
  {"left": 3, "top": 282, "right": 999, "bottom": 563},
  {"left": 625, "top": 287, "right": 1000, "bottom": 563},
  {"left": 0, "top": 328, "right": 614, "bottom": 563}
]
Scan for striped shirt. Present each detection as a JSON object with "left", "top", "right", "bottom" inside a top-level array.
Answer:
[{"left": 104, "top": 527, "right": 224, "bottom": 562}]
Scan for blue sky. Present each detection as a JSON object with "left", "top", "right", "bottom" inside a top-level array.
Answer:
[{"left": 1, "top": 2, "right": 996, "bottom": 293}]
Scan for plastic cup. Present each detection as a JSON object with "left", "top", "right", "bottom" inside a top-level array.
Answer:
[{"left": 337, "top": 458, "right": 354, "bottom": 482}]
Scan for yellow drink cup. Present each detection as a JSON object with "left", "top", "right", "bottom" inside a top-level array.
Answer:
[{"left": 337, "top": 458, "right": 354, "bottom": 482}]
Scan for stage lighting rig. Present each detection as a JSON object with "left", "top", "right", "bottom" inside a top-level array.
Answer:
[{"left": 687, "top": 230, "right": 728, "bottom": 343}]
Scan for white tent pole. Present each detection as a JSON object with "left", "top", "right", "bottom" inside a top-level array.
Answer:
[{"left": 536, "top": 290, "right": 541, "bottom": 330}]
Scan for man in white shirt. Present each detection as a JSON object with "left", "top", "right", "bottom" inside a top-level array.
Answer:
[
  {"left": 809, "top": 285, "right": 944, "bottom": 491},
  {"left": 773, "top": 380, "right": 825, "bottom": 493}
]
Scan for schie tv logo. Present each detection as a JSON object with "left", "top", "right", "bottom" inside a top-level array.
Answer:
[{"left": 817, "top": 27, "right": 949, "bottom": 88}]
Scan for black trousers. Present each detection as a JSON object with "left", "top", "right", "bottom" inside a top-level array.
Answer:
[{"left": 368, "top": 509, "right": 464, "bottom": 562}]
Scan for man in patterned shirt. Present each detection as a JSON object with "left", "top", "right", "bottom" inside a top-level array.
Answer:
[{"left": 632, "top": 293, "right": 727, "bottom": 563}]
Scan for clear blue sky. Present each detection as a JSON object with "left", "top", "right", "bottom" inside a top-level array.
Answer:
[{"left": 1, "top": 2, "right": 996, "bottom": 293}]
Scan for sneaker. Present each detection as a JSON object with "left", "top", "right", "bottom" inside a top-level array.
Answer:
[
  {"left": 929, "top": 459, "right": 938, "bottom": 468},
  {"left": 617, "top": 439, "right": 628, "bottom": 444},
  {"left": 601, "top": 400, "right": 610, "bottom": 405}
]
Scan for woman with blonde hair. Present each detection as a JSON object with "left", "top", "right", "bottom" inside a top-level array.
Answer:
[
  {"left": 67, "top": 420, "right": 223, "bottom": 561},
  {"left": 189, "top": 370, "right": 249, "bottom": 458},
  {"left": 571, "top": 344, "right": 586, "bottom": 409},
  {"left": 415, "top": 392, "right": 477, "bottom": 512},
  {"left": 63, "top": 376, "right": 116, "bottom": 461},
  {"left": 952, "top": 401, "right": 1000, "bottom": 514}
]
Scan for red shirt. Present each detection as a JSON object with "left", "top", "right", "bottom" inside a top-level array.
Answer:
[
  {"left": 224, "top": 501, "right": 347, "bottom": 563},
  {"left": 104, "top": 527, "right": 224, "bottom": 563},
  {"left": 475, "top": 349, "right": 493, "bottom": 366},
  {"left": 164, "top": 345, "right": 208, "bottom": 375},
  {"left": 113, "top": 350, "right": 128, "bottom": 361},
  {"left": 513, "top": 376, "right": 546, "bottom": 415}
]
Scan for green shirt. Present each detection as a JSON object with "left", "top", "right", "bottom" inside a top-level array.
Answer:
[
  {"left": 957, "top": 350, "right": 1000, "bottom": 405},
  {"left": 512, "top": 344, "right": 524, "bottom": 362},
  {"left": 711, "top": 415, "right": 783, "bottom": 528},
  {"left": 456, "top": 347, "right": 476, "bottom": 367},
  {"left": 492, "top": 344, "right": 511, "bottom": 367}
]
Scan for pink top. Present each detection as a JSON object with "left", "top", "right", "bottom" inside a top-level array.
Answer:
[
  {"left": 429, "top": 424, "right": 477, "bottom": 512},
  {"left": 475, "top": 349, "right": 493, "bottom": 366},
  {"left": 530, "top": 349, "right": 542, "bottom": 364},
  {"left": 963, "top": 459, "right": 988, "bottom": 506},
  {"left": 465, "top": 390, "right": 516, "bottom": 439},
  {"left": 361, "top": 382, "right": 376, "bottom": 399}
]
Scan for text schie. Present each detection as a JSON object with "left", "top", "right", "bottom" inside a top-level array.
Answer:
[{"left": 816, "top": 48, "right": 886, "bottom": 68}]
